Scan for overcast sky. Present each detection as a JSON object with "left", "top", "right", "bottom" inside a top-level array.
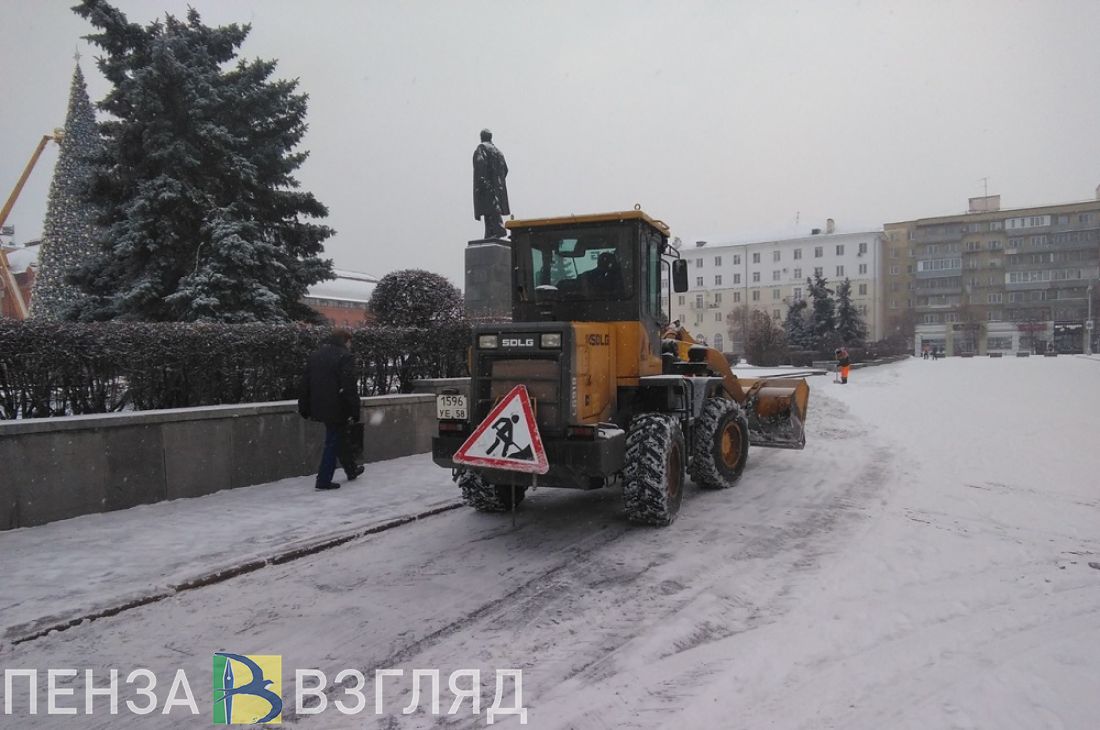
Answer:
[{"left": 3, "top": 0, "right": 1099, "bottom": 286}]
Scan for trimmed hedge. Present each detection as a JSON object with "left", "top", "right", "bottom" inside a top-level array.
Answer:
[{"left": 0, "top": 320, "right": 470, "bottom": 420}]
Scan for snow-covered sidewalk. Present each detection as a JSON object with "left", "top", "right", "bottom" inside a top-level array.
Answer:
[{"left": 0, "top": 453, "right": 457, "bottom": 644}]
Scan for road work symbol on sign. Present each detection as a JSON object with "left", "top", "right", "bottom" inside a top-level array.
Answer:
[{"left": 453, "top": 384, "right": 549, "bottom": 474}]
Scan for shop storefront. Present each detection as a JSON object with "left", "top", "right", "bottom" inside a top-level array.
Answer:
[{"left": 1052, "top": 321, "right": 1085, "bottom": 354}]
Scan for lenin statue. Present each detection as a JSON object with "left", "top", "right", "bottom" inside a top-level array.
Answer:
[{"left": 473, "top": 129, "right": 510, "bottom": 240}]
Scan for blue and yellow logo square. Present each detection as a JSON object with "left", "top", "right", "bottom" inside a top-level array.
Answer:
[{"left": 213, "top": 653, "right": 283, "bottom": 724}]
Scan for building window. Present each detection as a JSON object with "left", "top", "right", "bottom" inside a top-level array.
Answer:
[
  {"left": 772, "top": 271, "right": 781, "bottom": 281},
  {"left": 696, "top": 276, "right": 704, "bottom": 287},
  {"left": 714, "top": 334, "right": 723, "bottom": 351},
  {"left": 772, "top": 289, "right": 780, "bottom": 300},
  {"left": 773, "top": 251, "right": 781, "bottom": 262},
  {"left": 752, "top": 252, "right": 761, "bottom": 264},
  {"left": 858, "top": 283, "right": 867, "bottom": 295},
  {"left": 988, "top": 293, "right": 1003, "bottom": 304},
  {"left": 814, "top": 266, "right": 823, "bottom": 277},
  {"left": 752, "top": 290, "right": 760, "bottom": 301},
  {"left": 836, "top": 244, "right": 845, "bottom": 256},
  {"left": 814, "top": 246, "right": 823, "bottom": 258},
  {"left": 989, "top": 239, "right": 1002, "bottom": 249},
  {"left": 966, "top": 241, "right": 982, "bottom": 251},
  {"left": 836, "top": 265, "right": 845, "bottom": 277},
  {"left": 858, "top": 242, "right": 868, "bottom": 255},
  {"left": 695, "top": 294, "right": 703, "bottom": 308},
  {"left": 715, "top": 311, "right": 722, "bottom": 322},
  {"left": 858, "top": 263, "right": 867, "bottom": 275},
  {"left": 733, "top": 254, "right": 741, "bottom": 265},
  {"left": 678, "top": 295, "right": 685, "bottom": 306},
  {"left": 890, "top": 265, "right": 899, "bottom": 275},
  {"left": 945, "top": 312, "right": 959, "bottom": 323},
  {"left": 794, "top": 248, "right": 802, "bottom": 260},
  {"left": 793, "top": 267, "right": 802, "bottom": 279},
  {"left": 890, "top": 299, "right": 897, "bottom": 309},
  {"left": 1079, "top": 213, "right": 1094, "bottom": 224},
  {"left": 696, "top": 258, "right": 703, "bottom": 268},
  {"left": 858, "top": 304, "right": 867, "bottom": 315},
  {"left": 752, "top": 272, "right": 760, "bottom": 282},
  {"left": 714, "top": 292, "right": 722, "bottom": 304},
  {"left": 733, "top": 273, "right": 741, "bottom": 284},
  {"left": 714, "top": 256, "right": 722, "bottom": 266},
  {"left": 733, "top": 292, "right": 741, "bottom": 302},
  {"left": 773, "top": 309, "right": 781, "bottom": 319},
  {"left": 794, "top": 287, "right": 802, "bottom": 301},
  {"left": 715, "top": 275, "right": 723, "bottom": 286},
  {"left": 916, "top": 258, "right": 962, "bottom": 273}
]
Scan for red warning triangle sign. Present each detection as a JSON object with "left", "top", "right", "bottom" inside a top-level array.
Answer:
[{"left": 453, "top": 384, "right": 549, "bottom": 474}]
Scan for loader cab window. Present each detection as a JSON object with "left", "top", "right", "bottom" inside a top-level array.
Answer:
[
  {"left": 646, "top": 234, "right": 661, "bottom": 318},
  {"left": 529, "top": 228, "right": 634, "bottom": 301}
]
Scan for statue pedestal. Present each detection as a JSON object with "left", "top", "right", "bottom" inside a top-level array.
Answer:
[{"left": 465, "top": 238, "right": 512, "bottom": 321}]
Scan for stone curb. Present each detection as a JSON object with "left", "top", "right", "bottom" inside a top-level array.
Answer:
[{"left": 4, "top": 500, "right": 464, "bottom": 648}]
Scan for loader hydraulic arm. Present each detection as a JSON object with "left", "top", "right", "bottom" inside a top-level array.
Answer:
[{"left": 0, "top": 131, "right": 62, "bottom": 320}]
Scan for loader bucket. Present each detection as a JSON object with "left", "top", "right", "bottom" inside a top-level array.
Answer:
[{"left": 739, "top": 378, "right": 809, "bottom": 450}]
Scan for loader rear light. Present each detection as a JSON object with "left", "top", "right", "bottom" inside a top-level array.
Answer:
[
  {"left": 477, "top": 334, "right": 499, "bottom": 349},
  {"left": 567, "top": 426, "right": 597, "bottom": 439},
  {"left": 438, "top": 421, "right": 467, "bottom": 433}
]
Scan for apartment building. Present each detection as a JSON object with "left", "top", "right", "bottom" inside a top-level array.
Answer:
[
  {"left": 668, "top": 224, "right": 883, "bottom": 353},
  {"left": 885, "top": 193, "right": 1100, "bottom": 356}
]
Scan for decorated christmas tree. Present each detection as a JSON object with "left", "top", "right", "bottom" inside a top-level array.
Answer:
[{"left": 30, "top": 63, "right": 103, "bottom": 320}]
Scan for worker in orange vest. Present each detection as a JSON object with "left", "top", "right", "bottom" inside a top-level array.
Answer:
[{"left": 835, "top": 347, "right": 851, "bottom": 384}]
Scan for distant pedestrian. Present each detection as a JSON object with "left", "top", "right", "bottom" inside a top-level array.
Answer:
[
  {"left": 835, "top": 347, "right": 851, "bottom": 384},
  {"left": 298, "top": 328, "right": 365, "bottom": 490}
]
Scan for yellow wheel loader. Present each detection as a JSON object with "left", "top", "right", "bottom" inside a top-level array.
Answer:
[{"left": 432, "top": 210, "right": 810, "bottom": 525}]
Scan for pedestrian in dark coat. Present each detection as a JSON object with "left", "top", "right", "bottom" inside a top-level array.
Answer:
[{"left": 298, "top": 328, "right": 364, "bottom": 490}]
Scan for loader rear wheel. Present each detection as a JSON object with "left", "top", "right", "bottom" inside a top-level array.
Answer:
[
  {"left": 457, "top": 470, "right": 527, "bottom": 513},
  {"left": 623, "top": 414, "right": 685, "bottom": 526},
  {"left": 689, "top": 397, "right": 749, "bottom": 489}
]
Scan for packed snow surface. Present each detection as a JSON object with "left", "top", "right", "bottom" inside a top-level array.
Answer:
[{"left": 2, "top": 356, "right": 1098, "bottom": 729}]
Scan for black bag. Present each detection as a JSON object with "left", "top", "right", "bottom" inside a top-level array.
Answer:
[{"left": 339, "top": 421, "right": 364, "bottom": 464}]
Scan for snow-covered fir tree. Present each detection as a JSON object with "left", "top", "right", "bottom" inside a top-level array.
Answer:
[
  {"left": 783, "top": 298, "right": 814, "bottom": 350},
  {"left": 834, "top": 277, "right": 868, "bottom": 346},
  {"left": 31, "top": 64, "right": 103, "bottom": 320},
  {"left": 807, "top": 272, "right": 836, "bottom": 344},
  {"left": 69, "top": 0, "right": 334, "bottom": 322}
]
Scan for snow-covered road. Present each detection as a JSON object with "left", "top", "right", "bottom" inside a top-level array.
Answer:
[{"left": 3, "top": 356, "right": 1098, "bottom": 729}]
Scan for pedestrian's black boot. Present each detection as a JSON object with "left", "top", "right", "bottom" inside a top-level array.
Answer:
[
  {"left": 345, "top": 464, "right": 365, "bottom": 481},
  {"left": 315, "top": 482, "right": 341, "bottom": 491},
  {"left": 842, "top": 377, "right": 848, "bottom": 384}
]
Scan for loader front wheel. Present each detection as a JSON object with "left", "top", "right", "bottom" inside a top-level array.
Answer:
[
  {"left": 623, "top": 414, "right": 685, "bottom": 526},
  {"left": 457, "top": 469, "right": 527, "bottom": 512},
  {"left": 689, "top": 397, "right": 749, "bottom": 489}
]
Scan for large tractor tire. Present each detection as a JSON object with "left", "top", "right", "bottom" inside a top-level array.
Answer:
[
  {"left": 457, "top": 470, "right": 527, "bottom": 513},
  {"left": 623, "top": 414, "right": 686, "bottom": 526},
  {"left": 689, "top": 397, "right": 750, "bottom": 489}
]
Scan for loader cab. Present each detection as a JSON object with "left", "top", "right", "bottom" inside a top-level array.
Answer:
[{"left": 509, "top": 211, "right": 674, "bottom": 331}]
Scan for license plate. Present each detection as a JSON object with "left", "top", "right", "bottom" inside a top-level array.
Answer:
[{"left": 436, "top": 394, "right": 467, "bottom": 420}]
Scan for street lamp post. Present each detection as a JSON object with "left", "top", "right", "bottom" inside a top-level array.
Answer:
[{"left": 1087, "top": 280, "right": 1095, "bottom": 356}]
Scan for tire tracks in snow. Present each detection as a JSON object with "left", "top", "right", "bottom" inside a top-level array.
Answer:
[{"left": 317, "top": 391, "right": 897, "bottom": 729}]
